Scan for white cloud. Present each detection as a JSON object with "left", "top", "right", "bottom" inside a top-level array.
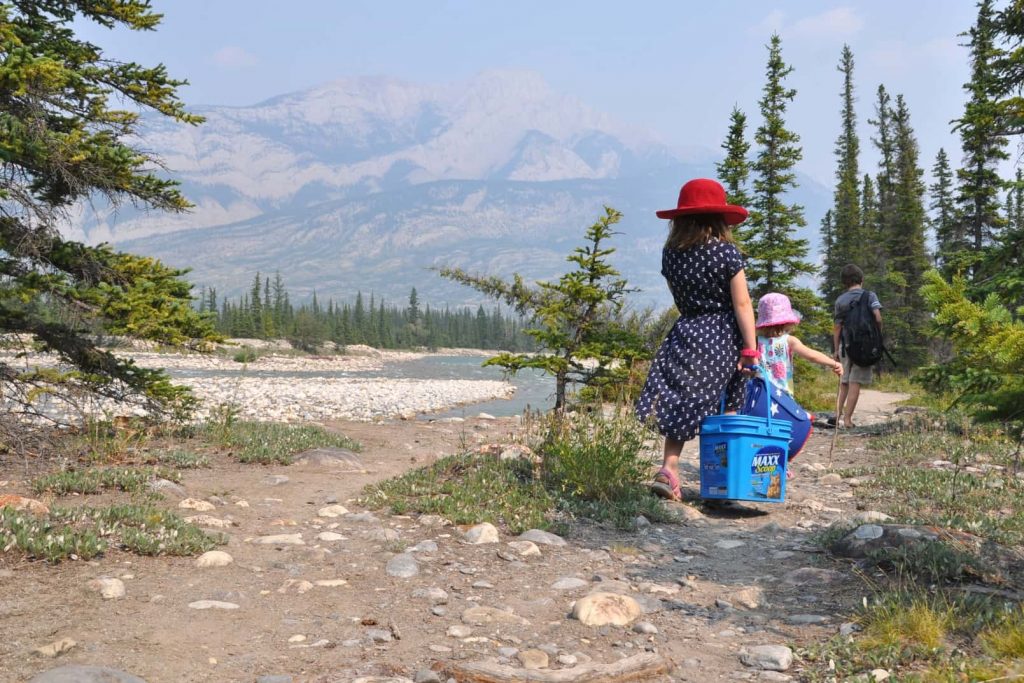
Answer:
[
  {"left": 211, "top": 46, "right": 258, "bottom": 69},
  {"left": 749, "top": 7, "right": 864, "bottom": 40},
  {"left": 791, "top": 7, "right": 864, "bottom": 39}
]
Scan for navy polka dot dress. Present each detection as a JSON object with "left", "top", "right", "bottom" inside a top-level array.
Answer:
[{"left": 635, "top": 240, "right": 746, "bottom": 442}]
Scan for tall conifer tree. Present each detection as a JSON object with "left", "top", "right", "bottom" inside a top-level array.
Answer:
[
  {"left": 929, "top": 148, "right": 960, "bottom": 273},
  {"left": 884, "top": 95, "right": 931, "bottom": 365},
  {"left": 746, "top": 35, "right": 817, "bottom": 320},
  {"left": 825, "top": 45, "right": 862, "bottom": 300},
  {"left": 869, "top": 85, "right": 897, "bottom": 270},
  {"left": 954, "top": 0, "right": 1009, "bottom": 279},
  {"left": 716, "top": 106, "right": 752, "bottom": 243}
]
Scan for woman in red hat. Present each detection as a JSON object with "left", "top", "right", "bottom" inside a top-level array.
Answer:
[{"left": 636, "top": 178, "right": 758, "bottom": 501}]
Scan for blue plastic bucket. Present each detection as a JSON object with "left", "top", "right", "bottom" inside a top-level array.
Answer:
[{"left": 699, "top": 369, "right": 792, "bottom": 503}]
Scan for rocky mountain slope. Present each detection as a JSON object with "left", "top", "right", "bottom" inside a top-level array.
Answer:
[{"left": 72, "top": 70, "right": 829, "bottom": 307}]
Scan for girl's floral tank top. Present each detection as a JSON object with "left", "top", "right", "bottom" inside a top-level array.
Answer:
[{"left": 758, "top": 334, "right": 793, "bottom": 395}]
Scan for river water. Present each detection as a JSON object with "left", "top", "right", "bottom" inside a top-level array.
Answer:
[
  {"left": 163, "top": 353, "right": 555, "bottom": 419},
  {"left": 380, "top": 355, "right": 554, "bottom": 419}
]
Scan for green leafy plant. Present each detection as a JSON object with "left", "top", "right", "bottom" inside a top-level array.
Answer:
[
  {"left": 361, "top": 453, "right": 555, "bottom": 534},
  {"left": 203, "top": 420, "right": 360, "bottom": 465},
  {"left": 440, "top": 207, "right": 648, "bottom": 410},
  {"left": 32, "top": 467, "right": 180, "bottom": 496}
]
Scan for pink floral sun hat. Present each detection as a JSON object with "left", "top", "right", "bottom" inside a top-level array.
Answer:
[{"left": 756, "top": 293, "right": 802, "bottom": 329}]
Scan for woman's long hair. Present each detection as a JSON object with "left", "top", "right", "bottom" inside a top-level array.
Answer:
[{"left": 665, "top": 213, "right": 734, "bottom": 250}]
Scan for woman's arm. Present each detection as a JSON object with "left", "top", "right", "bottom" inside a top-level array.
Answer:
[
  {"left": 790, "top": 336, "right": 843, "bottom": 375},
  {"left": 730, "top": 270, "right": 757, "bottom": 367}
]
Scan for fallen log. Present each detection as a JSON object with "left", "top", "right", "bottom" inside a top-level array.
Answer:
[{"left": 441, "top": 653, "right": 672, "bottom": 683}]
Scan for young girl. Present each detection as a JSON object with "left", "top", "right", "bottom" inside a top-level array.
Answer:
[
  {"left": 755, "top": 292, "right": 842, "bottom": 396},
  {"left": 636, "top": 178, "right": 759, "bottom": 501}
]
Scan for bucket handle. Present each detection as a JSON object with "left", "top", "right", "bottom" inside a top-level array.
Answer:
[{"left": 719, "top": 365, "right": 776, "bottom": 433}]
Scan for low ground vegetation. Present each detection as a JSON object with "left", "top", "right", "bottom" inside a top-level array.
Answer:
[
  {"left": 2, "top": 417, "right": 359, "bottom": 563},
  {"left": 803, "top": 411, "right": 1024, "bottom": 680},
  {"left": 363, "top": 410, "right": 673, "bottom": 532}
]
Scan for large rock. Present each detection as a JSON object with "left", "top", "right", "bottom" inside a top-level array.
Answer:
[
  {"left": 88, "top": 577, "right": 125, "bottom": 600},
  {"left": 719, "top": 586, "right": 763, "bottom": 610},
  {"left": 463, "top": 522, "right": 499, "bottom": 544},
  {"left": 291, "top": 448, "right": 363, "bottom": 469},
  {"left": 518, "top": 529, "right": 566, "bottom": 546},
  {"left": 317, "top": 504, "right": 349, "bottom": 518},
  {"left": 784, "top": 567, "right": 844, "bottom": 585},
  {"left": 571, "top": 592, "right": 643, "bottom": 627},
  {"left": 177, "top": 498, "right": 215, "bottom": 512},
  {"left": 507, "top": 540, "right": 541, "bottom": 556},
  {"left": 0, "top": 494, "right": 49, "bottom": 516},
  {"left": 830, "top": 524, "right": 968, "bottom": 559},
  {"left": 412, "top": 587, "right": 448, "bottom": 605},
  {"left": 147, "top": 478, "right": 187, "bottom": 497},
  {"left": 29, "top": 666, "right": 147, "bottom": 683},
  {"left": 195, "top": 551, "right": 233, "bottom": 568},
  {"left": 740, "top": 645, "right": 793, "bottom": 671},
  {"left": 386, "top": 553, "right": 419, "bottom": 578}
]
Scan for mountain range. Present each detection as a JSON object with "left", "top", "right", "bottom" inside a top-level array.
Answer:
[{"left": 68, "top": 70, "right": 831, "bottom": 308}]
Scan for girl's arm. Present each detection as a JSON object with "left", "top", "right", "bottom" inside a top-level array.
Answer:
[
  {"left": 789, "top": 335, "right": 843, "bottom": 374},
  {"left": 730, "top": 269, "right": 757, "bottom": 367}
]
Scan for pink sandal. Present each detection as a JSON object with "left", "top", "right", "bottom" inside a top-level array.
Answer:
[{"left": 650, "top": 467, "right": 681, "bottom": 501}]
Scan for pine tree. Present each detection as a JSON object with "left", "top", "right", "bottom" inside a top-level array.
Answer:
[
  {"left": 986, "top": 168, "right": 1024, "bottom": 310},
  {"left": 746, "top": 35, "right": 819, "bottom": 323},
  {"left": 929, "top": 148, "right": 961, "bottom": 273},
  {"left": 408, "top": 287, "right": 420, "bottom": 324},
  {"left": 818, "top": 210, "right": 836, "bottom": 300},
  {"left": 991, "top": 0, "right": 1024, "bottom": 136},
  {"left": 716, "top": 106, "right": 752, "bottom": 243},
  {"left": 883, "top": 94, "right": 931, "bottom": 365},
  {"left": 825, "top": 45, "right": 862, "bottom": 301},
  {"left": 954, "top": 0, "right": 1009, "bottom": 280},
  {"left": 440, "top": 207, "right": 647, "bottom": 409},
  {"left": 0, "top": 1, "right": 218, "bottom": 418},
  {"left": 869, "top": 85, "right": 897, "bottom": 266},
  {"left": 860, "top": 174, "right": 882, "bottom": 277}
]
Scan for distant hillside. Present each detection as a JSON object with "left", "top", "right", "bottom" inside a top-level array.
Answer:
[{"left": 72, "top": 70, "right": 831, "bottom": 307}]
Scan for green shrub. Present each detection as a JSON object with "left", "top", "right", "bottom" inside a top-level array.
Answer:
[
  {"left": 149, "top": 449, "right": 209, "bottom": 469},
  {"left": 32, "top": 467, "right": 181, "bottom": 495},
  {"left": 232, "top": 346, "right": 258, "bottom": 363},
  {"left": 538, "top": 411, "right": 648, "bottom": 503},
  {"left": 362, "top": 453, "right": 555, "bottom": 534},
  {"left": 201, "top": 420, "right": 360, "bottom": 465},
  {"left": 52, "top": 504, "right": 224, "bottom": 556},
  {"left": 0, "top": 507, "right": 106, "bottom": 562}
]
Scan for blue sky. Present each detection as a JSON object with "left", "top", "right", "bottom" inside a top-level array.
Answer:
[{"left": 80, "top": 1, "right": 983, "bottom": 186}]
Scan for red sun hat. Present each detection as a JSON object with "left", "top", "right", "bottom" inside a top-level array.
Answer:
[{"left": 656, "top": 178, "right": 749, "bottom": 225}]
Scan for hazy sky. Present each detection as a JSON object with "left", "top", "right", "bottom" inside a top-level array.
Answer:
[{"left": 79, "top": 1, "right": 985, "bottom": 186}]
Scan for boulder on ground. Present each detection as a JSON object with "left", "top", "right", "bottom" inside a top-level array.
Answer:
[{"left": 571, "top": 592, "right": 642, "bottom": 627}]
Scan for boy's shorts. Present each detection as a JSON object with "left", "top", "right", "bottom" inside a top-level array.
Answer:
[{"left": 840, "top": 349, "right": 873, "bottom": 385}]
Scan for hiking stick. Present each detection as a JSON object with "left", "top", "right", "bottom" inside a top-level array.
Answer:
[{"left": 828, "top": 373, "right": 842, "bottom": 469}]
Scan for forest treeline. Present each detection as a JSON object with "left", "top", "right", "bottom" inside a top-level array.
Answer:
[{"left": 196, "top": 274, "right": 535, "bottom": 352}]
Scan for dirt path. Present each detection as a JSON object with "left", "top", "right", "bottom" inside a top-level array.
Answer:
[{"left": 0, "top": 391, "right": 910, "bottom": 683}]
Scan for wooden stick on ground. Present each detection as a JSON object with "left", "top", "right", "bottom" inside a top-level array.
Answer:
[
  {"left": 442, "top": 652, "right": 672, "bottom": 683},
  {"left": 828, "top": 373, "right": 842, "bottom": 469}
]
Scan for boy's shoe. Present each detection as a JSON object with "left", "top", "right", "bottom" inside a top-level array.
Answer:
[{"left": 649, "top": 467, "right": 681, "bottom": 501}]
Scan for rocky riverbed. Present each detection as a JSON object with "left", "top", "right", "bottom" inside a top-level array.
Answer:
[{"left": 0, "top": 346, "right": 516, "bottom": 423}]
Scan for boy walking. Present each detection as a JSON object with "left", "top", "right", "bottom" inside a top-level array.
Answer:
[{"left": 832, "top": 264, "right": 882, "bottom": 428}]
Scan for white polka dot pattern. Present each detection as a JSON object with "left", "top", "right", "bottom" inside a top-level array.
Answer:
[{"left": 635, "top": 240, "right": 747, "bottom": 442}]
